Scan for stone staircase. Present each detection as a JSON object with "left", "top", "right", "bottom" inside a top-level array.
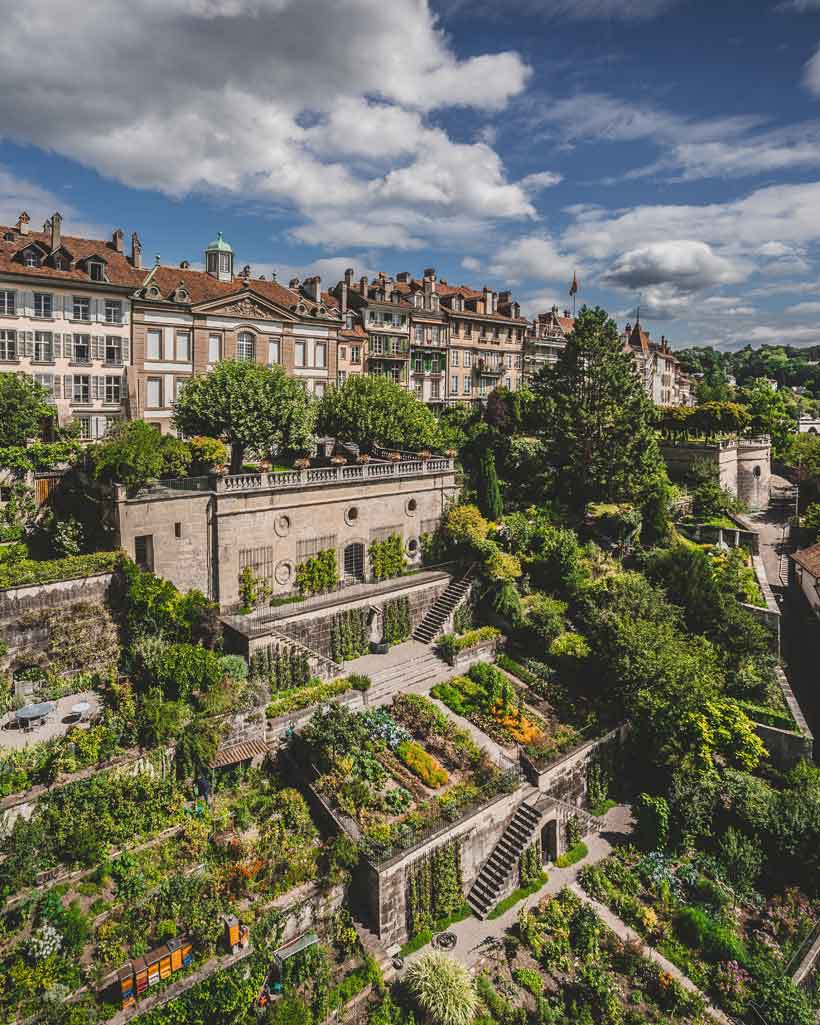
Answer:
[
  {"left": 412, "top": 565, "right": 475, "bottom": 644},
  {"left": 467, "top": 800, "right": 542, "bottom": 920},
  {"left": 367, "top": 649, "right": 453, "bottom": 704}
]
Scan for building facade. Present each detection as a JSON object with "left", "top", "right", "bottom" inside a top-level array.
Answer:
[
  {"left": 129, "top": 238, "right": 342, "bottom": 431},
  {"left": 524, "top": 306, "right": 575, "bottom": 380},
  {"left": 0, "top": 212, "right": 142, "bottom": 439}
]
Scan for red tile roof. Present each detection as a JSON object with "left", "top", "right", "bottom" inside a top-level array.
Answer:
[
  {"left": 0, "top": 225, "right": 144, "bottom": 288},
  {"left": 792, "top": 543, "right": 820, "bottom": 579}
]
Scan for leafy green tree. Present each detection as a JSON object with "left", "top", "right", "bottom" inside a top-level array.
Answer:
[
  {"left": 476, "top": 447, "right": 503, "bottom": 520},
  {"left": 173, "top": 360, "right": 316, "bottom": 474},
  {"left": 533, "top": 306, "right": 664, "bottom": 509},
  {"left": 739, "top": 378, "right": 796, "bottom": 458},
  {"left": 0, "top": 372, "right": 55, "bottom": 446},
  {"left": 802, "top": 502, "right": 820, "bottom": 542},
  {"left": 317, "top": 374, "right": 440, "bottom": 453},
  {"left": 90, "top": 420, "right": 190, "bottom": 489}
]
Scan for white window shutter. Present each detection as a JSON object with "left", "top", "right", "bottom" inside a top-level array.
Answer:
[
  {"left": 25, "top": 332, "right": 34, "bottom": 357},
  {"left": 65, "top": 333, "right": 73, "bottom": 359},
  {"left": 64, "top": 295, "right": 72, "bottom": 319},
  {"left": 122, "top": 337, "right": 130, "bottom": 364},
  {"left": 23, "top": 291, "right": 33, "bottom": 316},
  {"left": 52, "top": 376, "right": 61, "bottom": 399},
  {"left": 64, "top": 374, "right": 73, "bottom": 399},
  {"left": 92, "top": 335, "right": 102, "bottom": 360},
  {"left": 52, "top": 333, "right": 61, "bottom": 358}
]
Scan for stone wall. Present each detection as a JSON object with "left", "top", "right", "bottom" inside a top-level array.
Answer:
[
  {"left": 523, "top": 725, "right": 629, "bottom": 806},
  {"left": 363, "top": 788, "right": 523, "bottom": 947},
  {"left": 252, "top": 575, "right": 451, "bottom": 662},
  {"left": 660, "top": 438, "right": 771, "bottom": 512},
  {"left": 754, "top": 665, "right": 814, "bottom": 771},
  {"left": 0, "top": 572, "right": 117, "bottom": 668}
]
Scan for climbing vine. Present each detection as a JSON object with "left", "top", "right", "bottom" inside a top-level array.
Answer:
[
  {"left": 368, "top": 534, "right": 406, "bottom": 581},
  {"left": 519, "top": 839, "right": 543, "bottom": 887},
  {"left": 382, "top": 596, "right": 411, "bottom": 646},
  {"left": 330, "top": 608, "right": 370, "bottom": 663},
  {"left": 295, "top": 549, "right": 338, "bottom": 597},
  {"left": 406, "top": 839, "right": 464, "bottom": 936},
  {"left": 249, "top": 642, "right": 311, "bottom": 690},
  {"left": 15, "top": 601, "right": 120, "bottom": 677}
]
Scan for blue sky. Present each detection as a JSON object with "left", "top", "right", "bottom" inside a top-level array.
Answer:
[{"left": 4, "top": 0, "right": 820, "bottom": 350}]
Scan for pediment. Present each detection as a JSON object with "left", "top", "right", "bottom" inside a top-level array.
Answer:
[{"left": 194, "top": 289, "right": 297, "bottom": 322}]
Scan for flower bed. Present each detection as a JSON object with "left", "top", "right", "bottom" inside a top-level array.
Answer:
[
  {"left": 578, "top": 846, "right": 818, "bottom": 1023},
  {"left": 431, "top": 662, "right": 579, "bottom": 764},
  {"left": 435, "top": 626, "right": 500, "bottom": 665},
  {"left": 266, "top": 677, "right": 350, "bottom": 718},
  {"left": 301, "top": 698, "right": 517, "bottom": 861}
]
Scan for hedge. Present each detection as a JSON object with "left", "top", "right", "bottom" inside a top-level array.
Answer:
[
  {"left": 0, "top": 550, "right": 117, "bottom": 588},
  {"left": 436, "top": 626, "right": 500, "bottom": 662},
  {"left": 737, "top": 700, "right": 795, "bottom": 732}
]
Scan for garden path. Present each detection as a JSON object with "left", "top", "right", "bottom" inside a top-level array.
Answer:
[
  {"left": 426, "top": 694, "right": 515, "bottom": 767},
  {"left": 567, "top": 884, "right": 732, "bottom": 1025},
  {"left": 399, "top": 803, "right": 633, "bottom": 973}
]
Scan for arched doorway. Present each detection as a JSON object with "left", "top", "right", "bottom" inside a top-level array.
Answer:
[
  {"left": 343, "top": 542, "right": 365, "bottom": 581},
  {"left": 541, "top": 819, "right": 559, "bottom": 863}
]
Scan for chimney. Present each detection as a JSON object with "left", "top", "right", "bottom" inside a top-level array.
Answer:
[
  {"left": 339, "top": 281, "right": 348, "bottom": 314},
  {"left": 241, "top": 264, "right": 251, "bottom": 281},
  {"left": 391, "top": 288, "right": 401, "bottom": 305},
  {"left": 180, "top": 259, "right": 190, "bottom": 269},
  {"left": 131, "top": 232, "right": 142, "bottom": 270},
  {"left": 360, "top": 275, "right": 368, "bottom": 297},
  {"left": 512, "top": 302, "right": 520, "bottom": 319},
  {"left": 16, "top": 211, "right": 30, "bottom": 236},
  {"left": 43, "top": 218, "right": 52, "bottom": 235},
  {"left": 396, "top": 271, "right": 411, "bottom": 283},
  {"left": 50, "top": 212, "right": 61, "bottom": 252},
  {"left": 112, "top": 229, "right": 124, "bottom": 253},
  {"left": 344, "top": 267, "right": 354, "bottom": 287},
  {"left": 483, "top": 286, "right": 494, "bottom": 314},
  {"left": 564, "top": 309, "right": 571, "bottom": 318},
  {"left": 289, "top": 277, "right": 300, "bottom": 288},
  {"left": 307, "top": 275, "right": 322, "bottom": 303},
  {"left": 378, "top": 271, "right": 386, "bottom": 283}
]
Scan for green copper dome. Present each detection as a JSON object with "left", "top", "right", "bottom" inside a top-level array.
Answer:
[{"left": 206, "top": 231, "right": 233, "bottom": 253}]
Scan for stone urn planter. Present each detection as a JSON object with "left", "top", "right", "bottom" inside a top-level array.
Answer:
[
  {"left": 387, "top": 451, "right": 402, "bottom": 463},
  {"left": 357, "top": 453, "right": 371, "bottom": 465},
  {"left": 330, "top": 455, "right": 347, "bottom": 466},
  {"left": 293, "top": 457, "right": 310, "bottom": 470},
  {"left": 418, "top": 449, "right": 432, "bottom": 461}
]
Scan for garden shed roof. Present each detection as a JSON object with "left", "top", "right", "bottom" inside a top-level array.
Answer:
[
  {"left": 209, "top": 738, "right": 269, "bottom": 768},
  {"left": 792, "top": 542, "right": 820, "bottom": 579}
]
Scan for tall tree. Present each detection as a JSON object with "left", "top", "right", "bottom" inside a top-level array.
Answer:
[
  {"left": 532, "top": 305, "right": 664, "bottom": 509},
  {"left": 0, "top": 373, "right": 54, "bottom": 446},
  {"left": 317, "top": 374, "right": 440, "bottom": 452},
  {"left": 476, "top": 447, "right": 503, "bottom": 520},
  {"left": 173, "top": 361, "right": 316, "bottom": 473}
]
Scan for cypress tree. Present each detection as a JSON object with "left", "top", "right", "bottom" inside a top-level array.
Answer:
[{"left": 477, "top": 447, "right": 503, "bottom": 521}]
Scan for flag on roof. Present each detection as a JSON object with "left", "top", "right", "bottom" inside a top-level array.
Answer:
[{"left": 569, "top": 271, "right": 578, "bottom": 296}]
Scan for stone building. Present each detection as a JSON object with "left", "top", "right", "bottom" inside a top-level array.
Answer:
[
  {"left": 0, "top": 212, "right": 142, "bottom": 439},
  {"left": 112, "top": 456, "right": 458, "bottom": 609},
  {"left": 661, "top": 435, "right": 772, "bottom": 511},
  {"left": 128, "top": 238, "right": 342, "bottom": 431},
  {"left": 340, "top": 271, "right": 412, "bottom": 388},
  {"left": 524, "top": 306, "right": 575, "bottom": 380},
  {"left": 623, "top": 320, "right": 694, "bottom": 407}
]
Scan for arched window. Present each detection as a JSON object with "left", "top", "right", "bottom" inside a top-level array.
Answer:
[{"left": 236, "top": 331, "right": 255, "bottom": 362}]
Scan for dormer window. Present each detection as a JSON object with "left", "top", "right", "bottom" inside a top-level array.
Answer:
[
  {"left": 24, "top": 250, "right": 38, "bottom": 267},
  {"left": 54, "top": 256, "right": 63, "bottom": 270},
  {"left": 3, "top": 232, "right": 13, "bottom": 242},
  {"left": 89, "top": 261, "right": 104, "bottom": 282},
  {"left": 345, "top": 312, "right": 354, "bottom": 330},
  {"left": 146, "top": 285, "right": 161, "bottom": 299}
]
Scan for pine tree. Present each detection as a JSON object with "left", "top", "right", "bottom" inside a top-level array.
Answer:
[
  {"left": 476, "top": 447, "right": 503, "bottom": 521},
  {"left": 533, "top": 305, "right": 665, "bottom": 509}
]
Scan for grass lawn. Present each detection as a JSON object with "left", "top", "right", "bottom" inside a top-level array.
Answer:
[
  {"left": 487, "top": 873, "right": 549, "bottom": 919},
  {"left": 555, "top": 841, "right": 588, "bottom": 868}
]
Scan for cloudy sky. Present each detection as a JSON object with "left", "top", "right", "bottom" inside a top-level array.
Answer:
[{"left": 4, "top": 0, "right": 820, "bottom": 350}]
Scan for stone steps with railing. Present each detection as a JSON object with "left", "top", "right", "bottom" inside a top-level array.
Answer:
[
  {"left": 412, "top": 565, "right": 475, "bottom": 643},
  {"left": 467, "top": 800, "right": 542, "bottom": 919}
]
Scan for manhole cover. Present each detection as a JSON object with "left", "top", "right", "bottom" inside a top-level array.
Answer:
[{"left": 435, "top": 932, "right": 457, "bottom": 950}]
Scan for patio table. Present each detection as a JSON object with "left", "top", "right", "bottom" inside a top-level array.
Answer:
[
  {"left": 15, "top": 702, "right": 56, "bottom": 730},
  {"left": 70, "top": 701, "right": 91, "bottom": 721}
]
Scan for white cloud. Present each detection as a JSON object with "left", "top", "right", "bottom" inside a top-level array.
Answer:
[
  {"left": 0, "top": 166, "right": 104, "bottom": 238},
  {"left": 786, "top": 300, "right": 820, "bottom": 315},
  {"left": 487, "top": 234, "right": 575, "bottom": 285},
  {"left": 779, "top": 0, "right": 820, "bottom": 11},
  {"left": 600, "top": 240, "right": 743, "bottom": 292},
  {"left": 519, "top": 171, "right": 563, "bottom": 192},
  {"left": 0, "top": 0, "right": 532, "bottom": 250},
  {"left": 462, "top": 256, "right": 482, "bottom": 272}
]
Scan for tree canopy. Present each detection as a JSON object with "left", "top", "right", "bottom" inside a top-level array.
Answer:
[
  {"left": 316, "top": 374, "right": 440, "bottom": 453},
  {"left": 90, "top": 420, "right": 191, "bottom": 490},
  {"left": 173, "top": 360, "right": 316, "bottom": 473},
  {"left": 532, "top": 306, "right": 666, "bottom": 509},
  {"left": 0, "top": 373, "right": 55, "bottom": 447}
]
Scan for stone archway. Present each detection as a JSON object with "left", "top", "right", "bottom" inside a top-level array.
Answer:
[{"left": 541, "top": 819, "right": 559, "bottom": 862}]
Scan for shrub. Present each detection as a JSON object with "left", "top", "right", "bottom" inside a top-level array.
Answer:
[
  {"left": 634, "top": 793, "right": 670, "bottom": 851},
  {"left": 436, "top": 626, "right": 500, "bottom": 662},
  {"left": 348, "top": 673, "right": 372, "bottom": 692},
  {"left": 266, "top": 678, "right": 349, "bottom": 718},
  {"left": 397, "top": 741, "right": 449, "bottom": 788},
  {"left": 188, "top": 435, "right": 228, "bottom": 474},
  {"left": 0, "top": 550, "right": 117, "bottom": 588},
  {"left": 675, "top": 905, "right": 747, "bottom": 964},
  {"left": 219, "top": 654, "right": 248, "bottom": 682},
  {"left": 556, "top": 841, "right": 588, "bottom": 868},
  {"left": 405, "top": 952, "right": 478, "bottom": 1025},
  {"left": 369, "top": 534, "right": 406, "bottom": 581}
]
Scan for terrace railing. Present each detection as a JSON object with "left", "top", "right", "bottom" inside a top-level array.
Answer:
[{"left": 360, "top": 763, "right": 523, "bottom": 867}]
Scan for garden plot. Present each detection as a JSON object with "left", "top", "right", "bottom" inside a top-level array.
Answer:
[
  {"left": 430, "top": 662, "right": 580, "bottom": 767},
  {"left": 579, "top": 845, "right": 820, "bottom": 1023},
  {"left": 301, "top": 697, "right": 518, "bottom": 861},
  {"left": 469, "top": 886, "right": 716, "bottom": 1025},
  {"left": 0, "top": 764, "right": 326, "bottom": 1023}
]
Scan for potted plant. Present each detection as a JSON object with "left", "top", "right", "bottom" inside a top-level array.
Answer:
[
  {"left": 444, "top": 448, "right": 457, "bottom": 459},
  {"left": 387, "top": 451, "right": 402, "bottom": 463},
  {"left": 330, "top": 455, "right": 347, "bottom": 466},
  {"left": 293, "top": 457, "right": 310, "bottom": 470},
  {"left": 357, "top": 453, "right": 371, "bottom": 464},
  {"left": 418, "top": 449, "right": 432, "bottom": 461}
]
